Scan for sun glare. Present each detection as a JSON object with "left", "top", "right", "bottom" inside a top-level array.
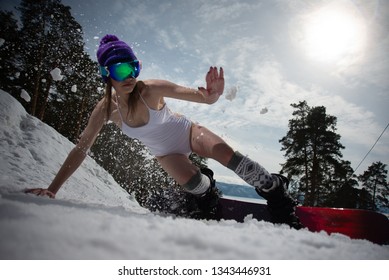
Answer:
[{"left": 302, "top": 5, "right": 367, "bottom": 63}]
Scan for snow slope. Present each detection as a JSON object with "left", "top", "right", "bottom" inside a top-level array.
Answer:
[{"left": 1, "top": 90, "right": 388, "bottom": 259}]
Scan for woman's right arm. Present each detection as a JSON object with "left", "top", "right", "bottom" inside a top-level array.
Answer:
[{"left": 25, "top": 98, "right": 107, "bottom": 198}]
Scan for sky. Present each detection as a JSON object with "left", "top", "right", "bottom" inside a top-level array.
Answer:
[
  {"left": 2, "top": 0, "right": 388, "bottom": 184},
  {"left": 1, "top": 89, "right": 389, "bottom": 264}
]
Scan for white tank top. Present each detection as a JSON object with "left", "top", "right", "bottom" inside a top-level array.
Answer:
[{"left": 116, "top": 94, "right": 192, "bottom": 156}]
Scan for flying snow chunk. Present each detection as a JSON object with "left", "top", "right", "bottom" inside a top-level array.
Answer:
[
  {"left": 260, "top": 107, "right": 268, "bottom": 114},
  {"left": 0, "top": 38, "right": 5, "bottom": 47},
  {"left": 20, "top": 89, "right": 31, "bottom": 102},
  {"left": 225, "top": 86, "right": 238, "bottom": 101},
  {"left": 71, "top": 85, "right": 77, "bottom": 93},
  {"left": 94, "top": 36, "right": 99, "bottom": 40},
  {"left": 50, "top": 68, "right": 64, "bottom": 81}
]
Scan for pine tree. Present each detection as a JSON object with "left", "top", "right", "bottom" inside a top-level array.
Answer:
[
  {"left": 323, "top": 160, "right": 359, "bottom": 208},
  {"left": 279, "top": 101, "right": 352, "bottom": 206},
  {"left": 47, "top": 52, "right": 101, "bottom": 142},
  {"left": 358, "top": 161, "right": 388, "bottom": 211},
  {"left": 16, "top": 0, "right": 86, "bottom": 120},
  {"left": 0, "top": 11, "right": 21, "bottom": 95},
  {"left": 11, "top": 0, "right": 101, "bottom": 142}
]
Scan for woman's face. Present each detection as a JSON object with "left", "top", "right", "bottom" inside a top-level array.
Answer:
[{"left": 111, "top": 77, "right": 137, "bottom": 95}]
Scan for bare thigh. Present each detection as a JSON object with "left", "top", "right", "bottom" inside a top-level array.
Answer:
[
  {"left": 156, "top": 154, "right": 199, "bottom": 185},
  {"left": 190, "top": 124, "right": 234, "bottom": 166}
]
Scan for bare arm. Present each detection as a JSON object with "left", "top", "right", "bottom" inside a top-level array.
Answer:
[
  {"left": 25, "top": 98, "right": 107, "bottom": 198},
  {"left": 146, "top": 66, "right": 225, "bottom": 104}
]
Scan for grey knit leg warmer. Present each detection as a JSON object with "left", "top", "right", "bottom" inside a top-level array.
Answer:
[{"left": 227, "top": 151, "right": 273, "bottom": 190}]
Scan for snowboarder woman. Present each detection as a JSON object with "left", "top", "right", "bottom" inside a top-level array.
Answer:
[{"left": 26, "top": 35, "right": 301, "bottom": 228}]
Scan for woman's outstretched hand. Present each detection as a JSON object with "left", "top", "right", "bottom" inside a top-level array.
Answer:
[
  {"left": 24, "top": 188, "right": 56, "bottom": 199},
  {"left": 199, "top": 66, "right": 224, "bottom": 104}
]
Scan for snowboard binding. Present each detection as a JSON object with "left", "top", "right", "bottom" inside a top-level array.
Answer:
[
  {"left": 256, "top": 174, "right": 303, "bottom": 230},
  {"left": 189, "top": 168, "right": 222, "bottom": 220}
]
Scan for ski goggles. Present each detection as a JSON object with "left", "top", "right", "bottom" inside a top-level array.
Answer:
[{"left": 100, "top": 60, "right": 141, "bottom": 81}]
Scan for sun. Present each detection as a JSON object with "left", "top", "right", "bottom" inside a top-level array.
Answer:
[{"left": 302, "top": 4, "right": 367, "bottom": 63}]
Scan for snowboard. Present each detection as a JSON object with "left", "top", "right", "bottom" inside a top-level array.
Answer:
[{"left": 215, "top": 196, "right": 389, "bottom": 245}]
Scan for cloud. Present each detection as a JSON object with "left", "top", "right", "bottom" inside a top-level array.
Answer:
[
  {"left": 196, "top": 1, "right": 258, "bottom": 23},
  {"left": 156, "top": 28, "right": 188, "bottom": 51},
  {"left": 341, "top": 35, "right": 389, "bottom": 89},
  {"left": 156, "top": 30, "right": 176, "bottom": 50},
  {"left": 116, "top": 2, "right": 157, "bottom": 34}
]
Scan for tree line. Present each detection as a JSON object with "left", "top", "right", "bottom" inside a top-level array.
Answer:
[
  {"left": 1, "top": 0, "right": 387, "bottom": 212},
  {"left": 280, "top": 101, "right": 388, "bottom": 210}
]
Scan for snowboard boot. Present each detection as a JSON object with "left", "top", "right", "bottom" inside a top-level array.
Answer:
[
  {"left": 190, "top": 168, "right": 222, "bottom": 219},
  {"left": 256, "top": 174, "right": 303, "bottom": 229}
]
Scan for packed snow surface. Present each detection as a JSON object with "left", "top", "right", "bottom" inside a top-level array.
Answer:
[{"left": 0, "top": 90, "right": 388, "bottom": 259}]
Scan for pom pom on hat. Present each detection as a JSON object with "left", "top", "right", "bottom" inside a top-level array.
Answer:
[{"left": 97, "top": 34, "right": 137, "bottom": 67}]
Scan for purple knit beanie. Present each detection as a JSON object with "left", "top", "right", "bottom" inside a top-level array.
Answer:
[{"left": 97, "top": 34, "right": 137, "bottom": 67}]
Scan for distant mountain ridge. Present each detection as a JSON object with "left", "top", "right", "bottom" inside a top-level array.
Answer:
[{"left": 216, "top": 181, "right": 264, "bottom": 200}]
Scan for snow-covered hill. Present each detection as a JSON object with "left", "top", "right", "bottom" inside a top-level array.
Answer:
[{"left": 1, "top": 90, "right": 388, "bottom": 259}]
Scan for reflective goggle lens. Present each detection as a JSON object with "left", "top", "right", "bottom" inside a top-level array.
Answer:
[{"left": 100, "top": 60, "right": 141, "bottom": 81}]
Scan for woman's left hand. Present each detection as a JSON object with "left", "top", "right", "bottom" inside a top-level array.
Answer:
[
  {"left": 200, "top": 66, "right": 224, "bottom": 104},
  {"left": 24, "top": 188, "right": 56, "bottom": 199}
]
